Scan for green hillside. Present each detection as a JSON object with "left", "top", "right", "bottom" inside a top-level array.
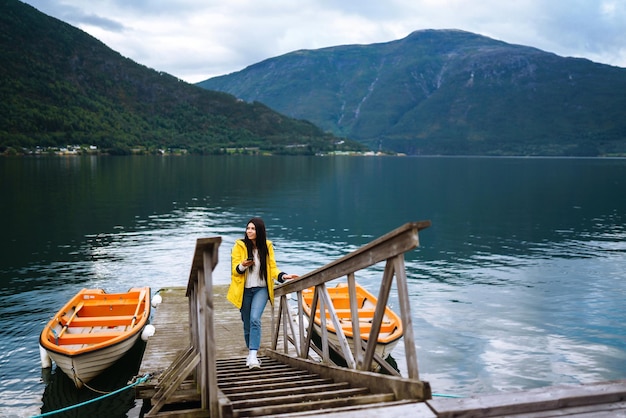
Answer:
[
  {"left": 0, "top": 0, "right": 365, "bottom": 156},
  {"left": 200, "top": 30, "right": 626, "bottom": 156}
]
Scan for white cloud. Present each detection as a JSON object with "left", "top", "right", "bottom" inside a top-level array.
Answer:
[{"left": 22, "top": 0, "right": 626, "bottom": 83}]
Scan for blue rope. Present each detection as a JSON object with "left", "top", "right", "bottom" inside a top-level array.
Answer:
[
  {"left": 31, "top": 374, "right": 151, "bottom": 418},
  {"left": 432, "top": 392, "right": 465, "bottom": 398}
]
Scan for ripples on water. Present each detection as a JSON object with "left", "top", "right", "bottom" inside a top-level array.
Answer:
[
  {"left": 1, "top": 156, "right": 625, "bottom": 416},
  {"left": 3, "top": 214, "right": 625, "bottom": 416},
  {"left": 403, "top": 217, "right": 626, "bottom": 396}
]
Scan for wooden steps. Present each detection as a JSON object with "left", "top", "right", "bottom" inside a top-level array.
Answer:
[
  {"left": 216, "top": 356, "right": 402, "bottom": 417},
  {"left": 141, "top": 354, "right": 414, "bottom": 417},
  {"left": 136, "top": 280, "right": 626, "bottom": 417}
]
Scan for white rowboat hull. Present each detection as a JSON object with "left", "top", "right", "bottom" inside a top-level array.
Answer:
[{"left": 43, "top": 331, "right": 142, "bottom": 388}]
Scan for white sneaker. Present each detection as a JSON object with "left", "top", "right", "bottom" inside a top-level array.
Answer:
[{"left": 248, "top": 356, "right": 261, "bottom": 369}]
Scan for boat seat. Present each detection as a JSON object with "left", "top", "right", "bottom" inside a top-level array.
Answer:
[
  {"left": 318, "top": 308, "right": 376, "bottom": 319},
  {"left": 80, "top": 306, "right": 142, "bottom": 317},
  {"left": 311, "top": 314, "right": 397, "bottom": 333},
  {"left": 56, "top": 331, "right": 126, "bottom": 345},
  {"left": 354, "top": 322, "right": 397, "bottom": 333},
  {"left": 303, "top": 296, "right": 366, "bottom": 310},
  {"left": 312, "top": 309, "right": 379, "bottom": 323},
  {"left": 68, "top": 315, "right": 136, "bottom": 327},
  {"left": 82, "top": 299, "right": 137, "bottom": 307},
  {"left": 318, "top": 321, "right": 397, "bottom": 336}
]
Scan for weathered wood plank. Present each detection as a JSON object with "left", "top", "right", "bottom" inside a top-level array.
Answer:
[
  {"left": 230, "top": 387, "right": 372, "bottom": 409},
  {"left": 265, "top": 350, "right": 432, "bottom": 401},
  {"left": 147, "top": 350, "right": 200, "bottom": 416},
  {"left": 510, "top": 401, "right": 626, "bottom": 418},
  {"left": 235, "top": 393, "right": 398, "bottom": 417},
  {"left": 202, "top": 244, "right": 219, "bottom": 416},
  {"left": 218, "top": 372, "right": 324, "bottom": 390},
  {"left": 137, "top": 287, "right": 190, "bottom": 381},
  {"left": 224, "top": 382, "right": 352, "bottom": 401},
  {"left": 153, "top": 346, "right": 195, "bottom": 393},
  {"left": 283, "top": 401, "right": 437, "bottom": 418},
  {"left": 186, "top": 237, "right": 221, "bottom": 296},
  {"left": 142, "top": 408, "right": 209, "bottom": 418},
  {"left": 274, "top": 221, "right": 430, "bottom": 297},
  {"left": 427, "top": 380, "right": 626, "bottom": 417}
]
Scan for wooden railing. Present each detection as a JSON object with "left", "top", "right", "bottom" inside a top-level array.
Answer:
[
  {"left": 187, "top": 237, "right": 222, "bottom": 416},
  {"left": 147, "top": 237, "right": 223, "bottom": 417},
  {"left": 271, "top": 221, "right": 431, "bottom": 380},
  {"left": 146, "top": 222, "right": 429, "bottom": 417}
]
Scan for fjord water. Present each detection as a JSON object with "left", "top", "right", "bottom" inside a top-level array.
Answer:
[{"left": 1, "top": 155, "right": 625, "bottom": 416}]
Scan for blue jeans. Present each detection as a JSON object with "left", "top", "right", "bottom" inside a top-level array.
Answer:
[{"left": 240, "top": 286, "right": 268, "bottom": 350}]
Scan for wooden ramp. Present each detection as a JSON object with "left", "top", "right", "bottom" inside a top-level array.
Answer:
[
  {"left": 215, "top": 355, "right": 430, "bottom": 417},
  {"left": 135, "top": 285, "right": 431, "bottom": 417},
  {"left": 135, "top": 285, "right": 626, "bottom": 417}
]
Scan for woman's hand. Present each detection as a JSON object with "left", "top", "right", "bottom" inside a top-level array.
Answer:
[
  {"left": 282, "top": 274, "right": 298, "bottom": 281},
  {"left": 242, "top": 258, "right": 254, "bottom": 268}
]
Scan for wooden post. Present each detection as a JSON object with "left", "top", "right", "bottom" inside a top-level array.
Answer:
[
  {"left": 320, "top": 285, "right": 356, "bottom": 368},
  {"left": 304, "top": 287, "right": 320, "bottom": 360},
  {"left": 281, "top": 297, "right": 292, "bottom": 354},
  {"left": 393, "top": 254, "right": 419, "bottom": 380},
  {"left": 270, "top": 300, "right": 276, "bottom": 347},
  {"left": 189, "top": 283, "right": 199, "bottom": 384},
  {"left": 196, "top": 268, "right": 207, "bottom": 407},
  {"left": 318, "top": 286, "right": 330, "bottom": 363},
  {"left": 203, "top": 249, "right": 218, "bottom": 417},
  {"left": 297, "top": 290, "right": 305, "bottom": 358},
  {"left": 362, "top": 259, "right": 394, "bottom": 369},
  {"left": 347, "top": 273, "right": 363, "bottom": 369},
  {"left": 186, "top": 237, "right": 222, "bottom": 417}
]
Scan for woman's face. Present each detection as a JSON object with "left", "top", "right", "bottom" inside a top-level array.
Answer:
[{"left": 246, "top": 222, "right": 257, "bottom": 241}]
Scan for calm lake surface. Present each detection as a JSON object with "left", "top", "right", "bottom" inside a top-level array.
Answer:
[{"left": 1, "top": 155, "right": 625, "bottom": 417}]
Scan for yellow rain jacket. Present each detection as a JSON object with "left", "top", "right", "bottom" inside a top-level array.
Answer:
[{"left": 227, "top": 239, "right": 281, "bottom": 309}]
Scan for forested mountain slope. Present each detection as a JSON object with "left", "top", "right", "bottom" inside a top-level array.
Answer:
[
  {"left": 200, "top": 30, "right": 626, "bottom": 156},
  {"left": 0, "top": 0, "right": 364, "bottom": 155}
]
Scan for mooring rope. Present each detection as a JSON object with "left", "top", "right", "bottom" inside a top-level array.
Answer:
[
  {"left": 73, "top": 368, "right": 109, "bottom": 395},
  {"left": 30, "top": 373, "right": 151, "bottom": 418},
  {"left": 79, "top": 378, "right": 110, "bottom": 395}
]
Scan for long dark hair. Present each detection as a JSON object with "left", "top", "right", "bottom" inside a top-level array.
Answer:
[{"left": 242, "top": 217, "right": 268, "bottom": 281}]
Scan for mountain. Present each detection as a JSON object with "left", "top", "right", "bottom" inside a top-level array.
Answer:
[
  {"left": 0, "top": 0, "right": 365, "bottom": 155},
  {"left": 199, "top": 30, "right": 626, "bottom": 156}
]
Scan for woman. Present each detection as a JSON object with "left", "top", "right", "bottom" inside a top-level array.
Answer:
[{"left": 227, "top": 217, "right": 298, "bottom": 368}]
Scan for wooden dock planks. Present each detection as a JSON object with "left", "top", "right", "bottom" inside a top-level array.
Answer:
[
  {"left": 136, "top": 285, "right": 277, "bottom": 399},
  {"left": 136, "top": 287, "right": 190, "bottom": 380},
  {"left": 427, "top": 379, "right": 626, "bottom": 417},
  {"left": 135, "top": 285, "right": 626, "bottom": 417}
]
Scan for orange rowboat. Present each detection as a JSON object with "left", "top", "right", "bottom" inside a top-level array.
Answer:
[
  {"left": 301, "top": 283, "right": 403, "bottom": 361},
  {"left": 39, "top": 287, "right": 151, "bottom": 388}
]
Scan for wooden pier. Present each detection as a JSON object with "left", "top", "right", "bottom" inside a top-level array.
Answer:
[{"left": 134, "top": 222, "right": 626, "bottom": 417}]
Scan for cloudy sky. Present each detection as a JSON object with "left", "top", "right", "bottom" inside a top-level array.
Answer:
[{"left": 22, "top": 0, "right": 626, "bottom": 83}]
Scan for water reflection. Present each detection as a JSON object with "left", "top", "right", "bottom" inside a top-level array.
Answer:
[
  {"left": 40, "top": 339, "right": 146, "bottom": 418},
  {"left": 1, "top": 156, "right": 625, "bottom": 415}
]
